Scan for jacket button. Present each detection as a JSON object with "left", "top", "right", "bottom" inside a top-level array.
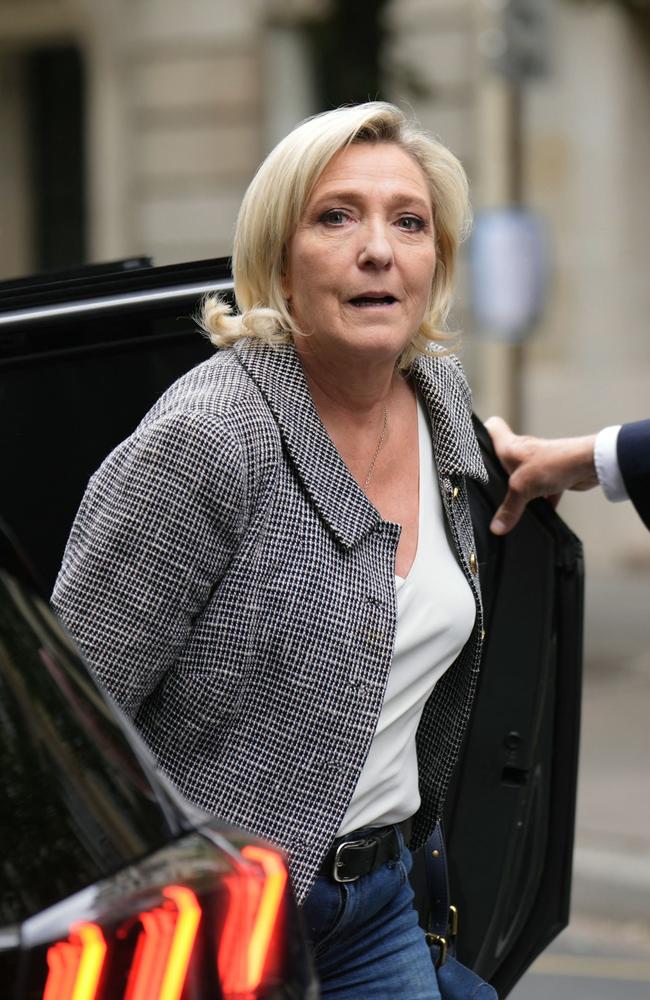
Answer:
[{"left": 469, "top": 552, "right": 478, "bottom": 575}]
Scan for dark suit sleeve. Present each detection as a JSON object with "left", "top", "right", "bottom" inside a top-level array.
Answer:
[{"left": 617, "top": 419, "right": 650, "bottom": 530}]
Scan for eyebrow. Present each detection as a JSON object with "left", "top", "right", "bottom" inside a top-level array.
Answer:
[{"left": 309, "top": 188, "right": 433, "bottom": 215}]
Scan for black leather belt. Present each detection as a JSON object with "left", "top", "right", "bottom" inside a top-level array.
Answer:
[{"left": 319, "top": 817, "right": 413, "bottom": 883}]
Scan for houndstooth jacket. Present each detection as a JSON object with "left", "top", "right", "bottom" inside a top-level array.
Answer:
[{"left": 52, "top": 337, "right": 488, "bottom": 904}]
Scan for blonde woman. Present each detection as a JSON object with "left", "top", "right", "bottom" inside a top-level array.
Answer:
[{"left": 53, "top": 102, "right": 488, "bottom": 997}]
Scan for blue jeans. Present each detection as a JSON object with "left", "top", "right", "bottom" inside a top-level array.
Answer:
[{"left": 302, "top": 824, "right": 441, "bottom": 999}]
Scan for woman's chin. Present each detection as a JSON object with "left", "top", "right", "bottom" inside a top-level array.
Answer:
[
  {"left": 294, "top": 318, "right": 415, "bottom": 370},
  {"left": 348, "top": 326, "right": 413, "bottom": 362}
]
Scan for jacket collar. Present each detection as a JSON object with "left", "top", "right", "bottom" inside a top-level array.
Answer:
[
  {"left": 410, "top": 351, "right": 488, "bottom": 484},
  {"left": 234, "top": 338, "right": 487, "bottom": 549}
]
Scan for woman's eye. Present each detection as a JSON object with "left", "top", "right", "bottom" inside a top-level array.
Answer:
[
  {"left": 398, "top": 215, "right": 426, "bottom": 232},
  {"left": 319, "top": 209, "right": 349, "bottom": 226}
]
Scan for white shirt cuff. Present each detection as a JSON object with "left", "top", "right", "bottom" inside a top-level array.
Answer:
[{"left": 594, "top": 425, "right": 629, "bottom": 503}]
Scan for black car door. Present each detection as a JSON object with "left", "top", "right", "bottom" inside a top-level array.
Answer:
[{"left": 443, "top": 420, "right": 583, "bottom": 995}]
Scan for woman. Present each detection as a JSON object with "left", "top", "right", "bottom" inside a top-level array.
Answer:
[{"left": 52, "top": 102, "right": 488, "bottom": 997}]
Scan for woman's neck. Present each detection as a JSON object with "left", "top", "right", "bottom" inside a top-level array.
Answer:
[{"left": 295, "top": 338, "right": 400, "bottom": 418}]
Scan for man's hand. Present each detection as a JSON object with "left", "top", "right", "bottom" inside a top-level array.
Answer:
[{"left": 485, "top": 416, "right": 598, "bottom": 535}]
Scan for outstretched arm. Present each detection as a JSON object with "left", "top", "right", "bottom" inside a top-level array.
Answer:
[
  {"left": 484, "top": 416, "right": 598, "bottom": 535},
  {"left": 617, "top": 419, "right": 650, "bottom": 531}
]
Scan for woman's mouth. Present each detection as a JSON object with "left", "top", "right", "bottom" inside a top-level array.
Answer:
[{"left": 348, "top": 294, "right": 398, "bottom": 308}]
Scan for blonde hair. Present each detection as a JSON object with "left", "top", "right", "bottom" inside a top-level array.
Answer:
[{"left": 200, "top": 101, "right": 471, "bottom": 369}]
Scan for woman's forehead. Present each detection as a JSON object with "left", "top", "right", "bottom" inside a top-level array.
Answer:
[{"left": 307, "top": 142, "right": 432, "bottom": 207}]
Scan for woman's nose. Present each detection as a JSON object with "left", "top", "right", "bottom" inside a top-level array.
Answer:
[{"left": 357, "top": 221, "right": 394, "bottom": 268}]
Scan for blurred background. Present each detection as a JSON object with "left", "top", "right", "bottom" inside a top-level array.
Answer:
[{"left": 1, "top": 0, "right": 649, "bottom": 994}]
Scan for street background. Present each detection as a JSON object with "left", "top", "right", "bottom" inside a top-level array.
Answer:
[
  {"left": 511, "top": 569, "right": 650, "bottom": 998},
  {"left": 1, "top": 1, "right": 649, "bottom": 996}
]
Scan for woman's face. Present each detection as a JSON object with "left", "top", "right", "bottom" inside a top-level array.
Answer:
[{"left": 282, "top": 142, "right": 436, "bottom": 369}]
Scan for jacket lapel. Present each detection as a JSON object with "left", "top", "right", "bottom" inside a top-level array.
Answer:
[
  {"left": 410, "top": 352, "right": 488, "bottom": 484},
  {"left": 234, "top": 339, "right": 381, "bottom": 548},
  {"left": 234, "top": 339, "right": 487, "bottom": 549}
]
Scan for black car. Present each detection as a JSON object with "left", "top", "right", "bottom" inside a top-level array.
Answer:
[
  {"left": 0, "top": 519, "right": 317, "bottom": 999},
  {"left": 0, "top": 258, "right": 584, "bottom": 998}
]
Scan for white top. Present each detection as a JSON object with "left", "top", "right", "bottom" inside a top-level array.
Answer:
[
  {"left": 594, "top": 425, "right": 629, "bottom": 502},
  {"left": 338, "top": 399, "right": 476, "bottom": 835}
]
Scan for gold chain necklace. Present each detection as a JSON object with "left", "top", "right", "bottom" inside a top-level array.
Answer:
[{"left": 363, "top": 405, "right": 388, "bottom": 490}]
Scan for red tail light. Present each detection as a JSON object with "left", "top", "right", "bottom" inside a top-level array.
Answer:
[
  {"left": 43, "top": 922, "right": 106, "bottom": 1000},
  {"left": 19, "top": 830, "right": 307, "bottom": 1000},
  {"left": 123, "top": 886, "right": 201, "bottom": 1000},
  {"left": 218, "top": 845, "right": 288, "bottom": 997}
]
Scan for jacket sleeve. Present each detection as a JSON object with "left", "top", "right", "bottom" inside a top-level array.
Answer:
[
  {"left": 617, "top": 418, "right": 650, "bottom": 531},
  {"left": 51, "top": 409, "right": 247, "bottom": 718}
]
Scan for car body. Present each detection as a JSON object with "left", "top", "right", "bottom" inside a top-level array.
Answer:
[
  {"left": 0, "top": 258, "right": 584, "bottom": 997},
  {"left": 0, "top": 517, "right": 317, "bottom": 1000}
]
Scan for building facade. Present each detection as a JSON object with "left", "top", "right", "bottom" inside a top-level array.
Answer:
[{"left": 1, "top": 0, "right": 649, "bottom": 570}]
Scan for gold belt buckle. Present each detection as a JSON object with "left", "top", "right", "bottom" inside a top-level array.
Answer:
[
  {"left": 427, "top": 904, "right": 459, "bottom": 968},
  {"left": 426, "top": 933, "right": 448, "bottom": 969}
]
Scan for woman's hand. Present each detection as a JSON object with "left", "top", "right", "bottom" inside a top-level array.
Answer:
[{"left": 485, "top": 416, "right": 598, "bottom": 535}]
